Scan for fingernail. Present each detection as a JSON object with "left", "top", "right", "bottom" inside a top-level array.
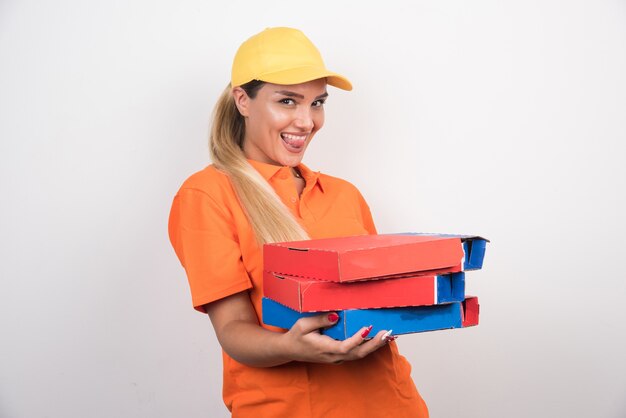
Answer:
[
  {"left": 327, "top": 313, "right": 339, "bottom": 323},
  {"left": 385, "top": 335, "right": 398, "bottom": 343},
  {"left": 361, "top": 325, "right": 373, "bottom": 338},
  {"left": 381, "top": 330, "right": 393, "bottom": 341}
]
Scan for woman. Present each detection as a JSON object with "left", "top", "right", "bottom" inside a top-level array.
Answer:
[{"left": 168, "top": 27, "right": 429, "bottom": 417}]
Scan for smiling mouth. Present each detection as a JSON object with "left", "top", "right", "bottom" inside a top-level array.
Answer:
[{"left": 280, "top": 133, "right": 308, "bottom": 150}]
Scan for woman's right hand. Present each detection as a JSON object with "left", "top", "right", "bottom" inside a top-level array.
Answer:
[
  {"left": 205, "top": 291, "right": 393, "bottom": 368},
  {"left": 279, "top": 312, "right": 393, "bottom": 364}
]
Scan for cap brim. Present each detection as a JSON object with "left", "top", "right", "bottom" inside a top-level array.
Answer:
[{"left": 256, "top": 66, "right": 353, "bottom": 91}]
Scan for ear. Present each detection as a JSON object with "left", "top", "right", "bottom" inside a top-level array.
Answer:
[{"left": 231, "top": 87, "right": 250, "bottom": 117}]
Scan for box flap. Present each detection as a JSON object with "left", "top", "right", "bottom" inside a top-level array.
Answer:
[{"left": 461, "top": 296, "right": 480, "bottom": 327}]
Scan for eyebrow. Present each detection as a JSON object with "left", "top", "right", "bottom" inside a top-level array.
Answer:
[{"left": 274, "top": 90, "right": 329, "bottom": 100}]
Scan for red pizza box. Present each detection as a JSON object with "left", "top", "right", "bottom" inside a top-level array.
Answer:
[
  {"left": 264, "top": 234, "right": 464, "bottom": 283},
  {"left": 263, "top": 271, "right": 466, "bottom": 312}
]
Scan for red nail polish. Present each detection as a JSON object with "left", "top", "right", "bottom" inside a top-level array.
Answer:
[
  {"left": 361, "top": 325, "right": 373, "bottom": 338},
  {"left": 328, "top": 313, "right": 339, "bottom": 322}
]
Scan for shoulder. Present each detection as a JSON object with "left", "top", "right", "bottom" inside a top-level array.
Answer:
[
  {"left": 315, "top": 170, "right": 377, "bottom": 233},
  {"left": 171, "top": 164, "right": 242, "bottom": 219},
  {"left": 177, "top": 164, "right": 235, "bottom": 200},
  {"left": 317, "top": 171, "right": 363, "bottom": 196},
  {"left": 169, "top": 165, "right": 241, "bottom": 236}
]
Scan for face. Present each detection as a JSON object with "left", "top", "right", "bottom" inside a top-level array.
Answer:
[{"left": 232, "top": 78, "right": 328, "bottom": 167}]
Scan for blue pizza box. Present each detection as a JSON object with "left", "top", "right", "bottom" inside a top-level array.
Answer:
[
  {"left": 395, "top": 233, "right": 488, "bottom": 270},
  {"left": 262, "top": 296, "right": 478, "bottom": 340}
]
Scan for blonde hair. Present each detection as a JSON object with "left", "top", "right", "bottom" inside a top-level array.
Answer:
[{"left": 209, "top": 82, "right": 310, "bottom": 245}]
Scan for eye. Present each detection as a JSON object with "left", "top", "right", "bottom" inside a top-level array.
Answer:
[
  {"left": 312, "top": 99, "right": 326, "bottom": 107},
  {"left": 279, "top": 98, "right": 296, "bottom": 105}
]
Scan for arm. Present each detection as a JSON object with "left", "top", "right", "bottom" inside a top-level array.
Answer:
[
  {"left": 172, "top": 184, "right": 391, "bottom": 366},
  {"left": 204, "top": 291, "right": 391, "bottom": 367}
]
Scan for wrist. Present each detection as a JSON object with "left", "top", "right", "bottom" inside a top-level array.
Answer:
[{"left": 274, "top": 329, "right": 297, "bottom": 363}]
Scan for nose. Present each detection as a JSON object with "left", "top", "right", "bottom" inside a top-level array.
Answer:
[{"left": 293, "top": 107, "right": 314, "bottom": 131}]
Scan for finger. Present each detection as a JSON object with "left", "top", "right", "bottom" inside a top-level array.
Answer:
[
  {"left": 375, "top": 329, "right": 393, "bottom": 343},
  {"left": 380, "top": 329, "right": 394, "bottom": 342},
  {"left": 381, "top": 329, "right": 398, "bottom": 343},
  {"left": 322, "top": 328, "right": 390, "bottom": 363},
  {"left": 335, "top": 325, "right": 374, "bottom": 354},
  {"left": 346, "top": 329, "right": 390, "bottom": 358},
  {"left": 324, "top": 329, "right": 386, "bottom": 363},
  {"left": 291, "top": 312, "right": 340, "bottom": 335}
]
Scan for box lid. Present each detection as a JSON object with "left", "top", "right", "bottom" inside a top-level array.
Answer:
[{"left": 264, "top": 234, "right": 464, "bottom": 282}]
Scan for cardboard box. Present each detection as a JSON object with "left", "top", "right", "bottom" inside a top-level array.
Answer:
[
  {"left": 398, "top": 233, "right": 488, "bottom": 270},
  {"left": 462, "top": 296, "right": 480, "bottom": 327},
  {"left": 262, "top": 296, "right": 480, "bottom": 340},
  {"left": 263, "top": 271, "right": 465, "bottom": 312},
  {"left": 264, "top": 234, "right": 465, "bottom": 283}
]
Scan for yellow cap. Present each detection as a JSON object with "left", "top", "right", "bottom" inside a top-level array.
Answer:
[{"left": 231, "top": 27, "right": 352, "bottom": 91}]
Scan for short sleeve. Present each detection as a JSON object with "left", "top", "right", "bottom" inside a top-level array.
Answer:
[{"left": 168, "top": 188, "right": 253, "bottom": 312}]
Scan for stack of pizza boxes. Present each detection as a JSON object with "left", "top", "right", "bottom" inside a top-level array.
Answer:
[{"left": 262, "top": 233, "right": 487, "bottom": 340}]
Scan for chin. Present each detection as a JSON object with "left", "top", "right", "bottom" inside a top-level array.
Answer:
[
  {"left": 281, "top": 156, "right": 304, "bottom": 167},
  {"left": 274, "top": 149, "right": 306, "bottom": 167}
]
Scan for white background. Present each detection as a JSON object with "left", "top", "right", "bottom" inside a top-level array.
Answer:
[{"left": 1, "top": 1, "right": 625, "bottom": 417}]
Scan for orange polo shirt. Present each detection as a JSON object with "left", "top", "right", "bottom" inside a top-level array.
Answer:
[{"left": 168, "top": 160, "right": 429, "bottom": 418}]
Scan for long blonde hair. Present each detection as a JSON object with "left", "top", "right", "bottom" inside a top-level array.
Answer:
[{"left": 209, "top": 81, "right": 310, "bottom": 245}]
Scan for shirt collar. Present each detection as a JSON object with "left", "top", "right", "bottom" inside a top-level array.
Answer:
[
  {"left": 247, "top": 159, "right": 325, "bottom": 193},
  {"left": 246, "top": 159, "right": 283, "bottom": 181}
]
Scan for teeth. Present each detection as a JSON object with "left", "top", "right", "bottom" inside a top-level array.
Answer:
[{"left": 281, "top": 133, "right": 307, "bottom": 140}]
